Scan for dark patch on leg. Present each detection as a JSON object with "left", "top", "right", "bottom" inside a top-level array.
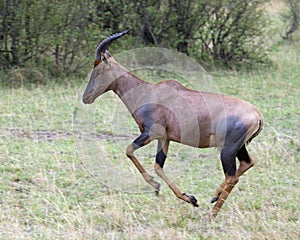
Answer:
[
  {"left": 134, "top": 103, "right": 154, "bottom": 131},
  {"left": 236, "top": 144, "right": 254, "bottom": 177},
  {"left": 133, "top": 131, "right": 150, "bottom": 149},
  {"left": 211, "top": 116, "right": 248, "bottom": 205},
  {"left": 237, "top": 144, "right": 251, "bottom": 163},
  {"left": 132, "top": 103, "right": 156, "bottom": 149},
  {"left": 155, "top": 140, "right": 166, "bottom": 195},
  {"left": 140, "top": 104, "right": 154, "bottom": 131},
  {"left": 220, "top": 149, "right": 237, "bottom": 176},
  {"left": 156, "top": 140, "right": 167, "bottom": 168},
  {"left": 217, "top": 116, "right": 249, "bottom": 176},
  {"left": 156, "top": 149, "right": 166, "bottom": 168},
  {"left": 214, "top": 116, "right": 248, "bottom": 149}
]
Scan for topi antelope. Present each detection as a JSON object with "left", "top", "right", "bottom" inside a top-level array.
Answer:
[{"left": 82, "top": 30, "right": 263, "bottom": 218}]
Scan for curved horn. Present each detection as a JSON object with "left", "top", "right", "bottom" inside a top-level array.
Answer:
[{"left": 95, "top": 29, "right": 130, "bottom": 60}]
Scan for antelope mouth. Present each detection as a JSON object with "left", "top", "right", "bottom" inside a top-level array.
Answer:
[{"left": 82, "top": 94, "right": 95, "bottom": 104}]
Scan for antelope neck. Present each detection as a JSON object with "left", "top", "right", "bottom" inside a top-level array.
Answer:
[
  {"left": 111, "top": 71, "right": 149, "bottom": 98},
  {"left": 110, "top": 68, "right": 150, "bottom": 114}
]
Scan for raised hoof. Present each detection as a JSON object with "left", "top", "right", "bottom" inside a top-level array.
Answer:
[
  {"left": 154, "top": 182, "right": 160, "bottom": 196},
  {"left": 189, "top": 195, "right": 199, "bottom": 207},
  {"left": 183, "top": 193, "right": 199, "bottom": 207}
]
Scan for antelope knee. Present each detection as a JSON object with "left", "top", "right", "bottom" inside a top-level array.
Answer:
[
  {"left": 126, "top": 145, "right": 135, "bottom": 157},
  {"left": 227, "top": 175, "right": 239, "bottom": 185}
]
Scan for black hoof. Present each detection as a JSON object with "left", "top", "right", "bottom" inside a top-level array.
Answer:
[
  {"left": 211, "top": 192, "right": 221, "bottom": 203},
  {"left": 210, "top": 196, "right": 218, "bottom": 203},
  {"left": 155, "top": 189, "right": 159, "bottom": 196},
  {"left": 154, "top": 183, "right": 160, "bottom": 196},
  {"left": 189, "top": 195, "right": 199, "bottom": 207},
  {"left": 183, "top": 193, "right": 199, "bottom": 207}
]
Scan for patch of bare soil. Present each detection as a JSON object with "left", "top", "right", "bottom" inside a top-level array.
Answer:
[{"left": 0, "top": 128, "right": 136, "bottom": 141}]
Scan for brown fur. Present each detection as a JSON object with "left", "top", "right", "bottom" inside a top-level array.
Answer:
[{"left": 83, "top": 55, "right": 264, "bottom": 218}]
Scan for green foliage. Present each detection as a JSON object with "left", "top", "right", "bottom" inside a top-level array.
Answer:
[
  {"left": 281, "top": 0, "right": 300, "bottom": 39},
  {"left": 0, "top": 0, "right": 269, "bottom": 79},
  {"left": 0, "top": 0, "right": 106, "bottom": 74},
  {"left": 115, "top": 0, "right": 269, "bottom": 68},
  {"left": 196, "top": 0, "right": 269, "bottom": 67}
]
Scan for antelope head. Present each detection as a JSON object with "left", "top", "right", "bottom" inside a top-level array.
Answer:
[{"left": 82, "top": 29, "right": 130, "bottom": 104}]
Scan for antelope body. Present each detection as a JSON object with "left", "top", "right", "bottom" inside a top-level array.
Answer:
[{"left": 82, "top": 30, "right": 263, "bottom": 218}]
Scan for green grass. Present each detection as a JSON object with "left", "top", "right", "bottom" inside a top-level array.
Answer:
[{"left": 1, "top": 17, "right": 300, "bottom": 240}]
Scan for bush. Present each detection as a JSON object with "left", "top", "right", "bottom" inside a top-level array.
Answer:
[
  {"left": 0, "top": 0, "right": 270, "bottom": 76},
  {"left": 129, "top": 0, "right": 269, "bottom": 68},
  {"left": 0, "top": 0, "right": 105, "bottom": 73},
  {"left": 281, "top": 0, "right": 300, "bottom": 39}
]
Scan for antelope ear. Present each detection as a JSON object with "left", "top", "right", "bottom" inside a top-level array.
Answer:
[
  {"left": 100, "top": 52, "right": 108, "bottom": 65},
  {"left": 104, "top": 50, "right": 112, "bottom": 58},
  {"left": 100, "top": 52, "right": 111, "bottom": 66}
]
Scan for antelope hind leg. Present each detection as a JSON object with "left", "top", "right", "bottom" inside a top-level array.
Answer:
[{"left": 210, "top": 174, "right": 239, "bottom": 219}]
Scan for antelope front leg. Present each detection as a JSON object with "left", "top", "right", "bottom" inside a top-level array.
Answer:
[
  {"left": 211, "top": 181, "right": 228, "bottom": 204},
  {"left": 154, "top": 140, "right": 199, "bottom": 206},
  {"left": 126, "top": 132, "right": 160, "bottom": 193},
  {"left": 154, "top": 163, "right": 199, "bottom": 206}
]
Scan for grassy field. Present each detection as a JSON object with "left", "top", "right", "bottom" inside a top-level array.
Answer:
[{"left": 1, "top": 7, "right": 300, "bottom": 240}]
